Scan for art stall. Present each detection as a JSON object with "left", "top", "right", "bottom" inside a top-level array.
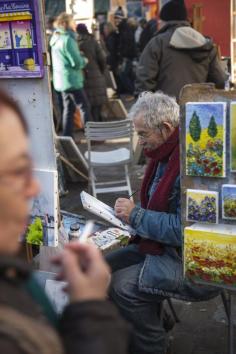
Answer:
[
  {"left": 180, "top": 83, "right": 236, "bottom": 354},
  {"left": 0, "top": 0, "right": 59, "bottom": 248}
]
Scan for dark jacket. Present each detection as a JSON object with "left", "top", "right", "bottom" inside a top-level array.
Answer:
[
  {"left": 117, "top": 19, "right": 137, "bottom": 60},
  {"left": 135, "top": 21, "right": 227, "bottom": 99},
  {"left": 105, "top": 31, "right": 120, "bottom": 71},
  {"left": 0, "top": 256, "right": 129, "bottom": 354},
  {"left": 78, "top": 34, "right": 107, "bottom": 107},
  {"left": 139, "top": 19, "right": 157, "bottom": 53}
]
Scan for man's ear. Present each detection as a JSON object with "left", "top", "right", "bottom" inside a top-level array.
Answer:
[{"left": 162, "top": 122, "right": 174, "bottom": 133}]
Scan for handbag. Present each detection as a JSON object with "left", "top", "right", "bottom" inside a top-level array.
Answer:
[{"left": 74, "top": 105, "right": 84, "bottom": 130}]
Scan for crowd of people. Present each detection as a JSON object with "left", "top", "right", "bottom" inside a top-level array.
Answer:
[
  {"left": 0, "top": 0, "right": 230, "bottom": 354},
  {"left": 47, "top": 0, "right": 227, "bottom": 137}
]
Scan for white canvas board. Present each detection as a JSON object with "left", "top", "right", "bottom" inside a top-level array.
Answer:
[
  {"left": 45, "top": 279, "right": 69, "bottom": 314},
  {"left": 31, "top": 169, "right": 58, "bottom": 246},
  {"left": 80, "top": 191, "right": 135, "bottom": 233}
]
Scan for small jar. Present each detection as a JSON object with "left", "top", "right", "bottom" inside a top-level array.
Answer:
[{"left": 68, "top": 222, "right": 81, "bottom": 241}]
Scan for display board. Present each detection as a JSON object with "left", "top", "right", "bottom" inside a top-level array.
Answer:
[
  {"left": 0, "top": 0, "right": 58, "bottom": 246},
  {"left": 180, "top": 84, "right": 236, "bottom": 291},
  {"left": 0, "top": 0, "right": 44, "bottom": 78}
]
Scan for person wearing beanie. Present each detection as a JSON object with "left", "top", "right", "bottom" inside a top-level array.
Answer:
[
  {"left": 135, "top": 0, "right": 227, "bottom": 99},
  {"left": 113, "top": 6, "right": 137, "bottom": 96}
]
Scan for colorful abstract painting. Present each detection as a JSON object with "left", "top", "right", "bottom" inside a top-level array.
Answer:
[
  {"left": 222, "top": 184, "right": 236, "bottom": 220},
  {"left": 186, "top": 102, "right": 226, "bottom": 177},
  {"left": 184, "top": 224, "right": 236, "bottom": 288},
  {"left": 230, "top": 102, "right": 236, "bottom": 172},
  {"left": 186, "top": 189, "right": 218, "bottom": 224}
]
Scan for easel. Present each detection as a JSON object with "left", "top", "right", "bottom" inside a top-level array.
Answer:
[{"left": 179, "top": 83, "right": 236, "bottom": 354}]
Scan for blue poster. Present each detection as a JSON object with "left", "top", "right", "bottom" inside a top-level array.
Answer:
[{"left": 0, "top": 0, "right": 44, "bottom": 78}]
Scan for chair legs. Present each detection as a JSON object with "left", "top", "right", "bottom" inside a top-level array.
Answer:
[{"left": 88, "top": 164, "right": 132, "bottom": 198}]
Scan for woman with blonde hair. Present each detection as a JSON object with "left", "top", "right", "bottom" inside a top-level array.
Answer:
[{"left": 50, "top": 12, "right": 92, "bottom": 136}]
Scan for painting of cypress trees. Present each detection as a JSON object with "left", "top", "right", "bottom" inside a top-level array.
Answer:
[
  {"left": 230, "top": 102, "right": 236, "bottom": 172},
  {"left": 185, "top": 102, "right": 226, "bottom": 177}
]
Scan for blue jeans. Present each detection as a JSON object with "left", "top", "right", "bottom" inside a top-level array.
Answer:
[
  {"left": 106, "top": 244, "right": 167, "bottom": 354},
  {"left": 61, "top": 89, "right": 92, "bottom": 136}
]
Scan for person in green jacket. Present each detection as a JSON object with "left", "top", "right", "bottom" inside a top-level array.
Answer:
[{"left": 50, "top": 12, "right": 92, "bottom": 136}]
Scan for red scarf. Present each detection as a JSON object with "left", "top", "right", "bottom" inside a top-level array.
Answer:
[{"left": 136, "top": 127, "right": 180, "bottom": 255}]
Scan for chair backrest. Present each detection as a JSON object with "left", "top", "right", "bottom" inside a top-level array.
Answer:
[
  {"left": 85, "top": 119, "right": 133, "bottom": 141},
  {"left": 85, "top": 119, "right": 134, "bottom": 164}
]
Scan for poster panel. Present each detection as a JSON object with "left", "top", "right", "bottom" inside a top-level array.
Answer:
[{"left": 0, "top": 0, "right": 44, "bottom": 78}]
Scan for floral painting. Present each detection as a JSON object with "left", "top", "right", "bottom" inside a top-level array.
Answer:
[
  {"left": 186, "top": 102, "right": 226, "bottom": 177},
  {"left": 184, "top": 224, "right": 236, "bottom": 288},
  {"left": 186, "top": 189, "right": 218, "bottom": 224},
  {"left": 230, "top": 102, "right": 236, "bottom": 172},
  {"left": 222, "top": 184, "right": 236, "bottom": 220}
]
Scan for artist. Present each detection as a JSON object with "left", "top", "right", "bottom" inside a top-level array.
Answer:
[
  {"left": 106, "top": 91, "right": 219, "bottom": 354},
  {"left": 0, "top": 90, "right": 129, "bottom": 354}
]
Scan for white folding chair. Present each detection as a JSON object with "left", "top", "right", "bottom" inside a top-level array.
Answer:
[{"left": 84, "top": 120, "right": 134, "bottom": 198}]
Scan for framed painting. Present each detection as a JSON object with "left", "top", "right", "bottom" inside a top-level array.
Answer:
[
  {"left": 0, "top": 0, "right": 44, "bottom": 78},
  {"left": 230, "top": 102, "right": 236, "bottom": 172},
  {"left": 185, "top": 102, "right": 226, "bottom": 177},
  {"left": 222, "top": 184, "right": 236, "bottom": 220},
  {"left": 186, "top": 189, "right": 218, "bottom": 224},
  {"left": 184, "top": 223, "right": 236, "bottom": 289}
]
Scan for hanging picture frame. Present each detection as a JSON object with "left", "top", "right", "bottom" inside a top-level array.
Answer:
[
  {"left": 186, "top": 189, "right": 219, "bottom": 224},
  {"left": 222, "top": 184, "right": 236, "bottom": 220},
  {"left": 0, "top": 0, "right": 44, "bottom": 78},
  {"left": 185, "top": 102, "right": 226, "bottom": 178}
]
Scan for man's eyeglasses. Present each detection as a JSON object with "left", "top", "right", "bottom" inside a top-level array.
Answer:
[{"left": 137, "top": 131, "right": 153, "bottom": 140}]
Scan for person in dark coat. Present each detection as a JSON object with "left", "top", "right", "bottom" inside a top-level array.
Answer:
[
  {"left": 77, "top": 24, "right": 108, "bottom": 122},
  {"left": 135, "top": 0, "right": 227, "bottom": 100},
  {"left": 114, "top": 6, "right": 137, "bottom": 95},
  {"left": 0, "top": 90, "right": 130, "bottom": 354},
  {"left": 139, "top": 18, "right": 157, "bottom": 53},
  {"left": 103, "top": 22, "right": 120, "bottom": 76}
]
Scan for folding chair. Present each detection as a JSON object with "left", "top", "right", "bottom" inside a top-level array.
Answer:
[{"left": 84, "top": 120, "right": 134, "bottom": 198}]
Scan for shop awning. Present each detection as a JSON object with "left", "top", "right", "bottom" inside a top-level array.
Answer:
[{"left": 0, "top": 12, "right": 32, "bottom": 22}]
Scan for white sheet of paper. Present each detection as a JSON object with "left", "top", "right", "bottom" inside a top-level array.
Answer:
[
  {"left": 80, "top": 191, "right": 135, "bottom": 233},
  {"left": 45, "top": 279, "right": 69, "bottom": 314}
]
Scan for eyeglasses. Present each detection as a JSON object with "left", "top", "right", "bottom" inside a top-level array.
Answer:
[
  {"left": 137, "top": 131, "right": 153, "bottom": 140},
  {"left": 0, "top": 161, "right": 33, "bottom": 191}
]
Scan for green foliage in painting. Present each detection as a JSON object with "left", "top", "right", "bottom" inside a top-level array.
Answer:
[
  {"left": 208, "top": 116, "right": 218, "bottom": 138},
  {"left": 26, "top": 217, "right": 43, "bottom": 245},
  {"left": 189, "top": 111, "right": 201, "bottom": 142}
]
